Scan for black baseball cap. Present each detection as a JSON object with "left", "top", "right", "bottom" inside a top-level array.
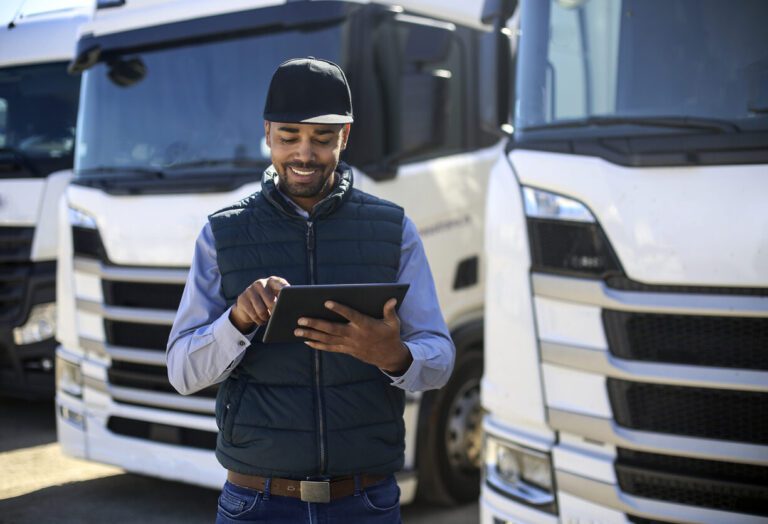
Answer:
[{"left": 263, "top": 57, "right": 353, "bottom": 124}]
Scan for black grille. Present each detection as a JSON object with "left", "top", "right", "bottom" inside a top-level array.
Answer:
[
  {"left": 617, "top": 449, "right": 768, "bottom": 516},
  {"left": 0, "top": 227, "right": 34, "bottom": 263},
  {"left": 604, "top": 311, "right": 768, "bottom": 370},
  {"left": 104, "top": 320, "right": 171, "bottom": 351},
  {"left": 608, "top": 379, "right": 768, "bottom": 444},
  {"left": 107, "top": 360, "right": 217, "bottom": 398},
  {"left": 72, "top": 226, "right": 107, "bottom": 260},
  {"left": 0, "top": 227, "right": 35, "bottom": 323},
  {"left": 102, "top": 280, "right": 185, "bottom": 310},
  {"left": 107, "top": 416, "right": 216, "bottom": 450},
  {"left": 0, "top": 264, "right": 29, "bottom": 322}
]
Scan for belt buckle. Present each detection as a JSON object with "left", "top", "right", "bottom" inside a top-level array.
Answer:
[{"left": 300, "top": 480, "right": 331, "bottom": 503}]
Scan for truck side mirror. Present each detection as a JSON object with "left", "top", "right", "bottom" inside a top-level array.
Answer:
[
  {"left": 479, "top": 26, "right": 514, "bottom": 136},
  {"left": 481, "top": 0, "right": 518, "bottom": 25}
]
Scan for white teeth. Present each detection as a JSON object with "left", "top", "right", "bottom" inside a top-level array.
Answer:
[{"left": 291, "top": 167, "right": 314, "bottom": 175}]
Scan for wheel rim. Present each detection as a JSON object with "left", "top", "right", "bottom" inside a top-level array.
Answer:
[{"left": 445, "top": 377, "right": 483, "bottom": 472}]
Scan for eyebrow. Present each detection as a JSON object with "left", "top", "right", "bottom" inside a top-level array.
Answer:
[{"left": 276, "top": 126, "right": 339, "bottom": 136}]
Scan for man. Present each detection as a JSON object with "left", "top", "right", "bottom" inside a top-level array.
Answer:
[{"left": 167, "top": 57, "right": 454, "bottom": 523}]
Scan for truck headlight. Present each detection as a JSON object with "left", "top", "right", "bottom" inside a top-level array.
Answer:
[
  {"left": 69, "top": 205, "right": 107, "bottom": 260},
  {"left": 523, "top": 186, "right": 622, "bottom": 278},
  {"left": 68, "top": 206, "right": 97, "bottom": 229},
  {"left": 484, "top": 434, "right": 557, "bottom": 513},
  {"left": 56, "top": 355, "right": 83, "bottom": 398},
  {"left": 13, "top": 303, "right": 57, "bottom": 345}
]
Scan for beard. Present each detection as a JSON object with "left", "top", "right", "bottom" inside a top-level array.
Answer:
[{"left": 278, "top": 162, "right": 336, "bottom": 199}]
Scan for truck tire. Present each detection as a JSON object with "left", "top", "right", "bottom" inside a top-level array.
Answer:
[{"left": 416, "top": 346, "right": 484, "bottom": 505}]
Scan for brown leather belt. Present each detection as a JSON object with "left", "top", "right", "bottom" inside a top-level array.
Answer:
[{"left": 227, "top": 471, "right": 387, "bottom": 503}]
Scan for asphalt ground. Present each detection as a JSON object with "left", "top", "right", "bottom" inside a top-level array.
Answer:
[{"left": 0, "top": 398, "right": 479, "bottom": 524}]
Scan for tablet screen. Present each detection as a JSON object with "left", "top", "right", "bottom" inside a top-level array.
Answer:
[{"left": 262, "top": 283, "right": 409, "bottom": 343}]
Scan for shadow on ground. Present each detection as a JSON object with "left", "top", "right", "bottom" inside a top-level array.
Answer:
[{"left": 0, "top": 399, "right": 56, "bottom": 453}]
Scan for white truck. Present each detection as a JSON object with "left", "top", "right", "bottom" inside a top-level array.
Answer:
[
  {"left": 0, "top": 1, "right": 89, "bottom": 399},
  {"left": 55, "top": 0, "right": 504, "bottom": 505},
  {"left": 481, "top": 0, "right": 768, "bottom": 523}
]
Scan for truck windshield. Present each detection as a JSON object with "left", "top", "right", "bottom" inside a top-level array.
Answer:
[
  {"left": 0, "top": 62, "right": 80, "bottom": 178},
  {"left": 75, "top": 24, "right": 343, "bottom": 178},
  {"left": 515, "top": 0, "right": 768, "bottom": 137}
]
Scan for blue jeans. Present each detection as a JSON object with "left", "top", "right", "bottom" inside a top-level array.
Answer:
[{"left": 215, "top": 475, "right": 402, "bottom": 523}]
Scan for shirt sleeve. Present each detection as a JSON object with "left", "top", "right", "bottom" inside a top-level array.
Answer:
[
  {"left": 166, "top": 223, "right": 255, "bottom": 395},
  {"left": 383, "top": 216, "right": 456, "bottom": 392}
]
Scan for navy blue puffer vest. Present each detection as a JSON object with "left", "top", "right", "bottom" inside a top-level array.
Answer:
[{"left": 209, "top": 164, "right": 405, "bottom": 478}]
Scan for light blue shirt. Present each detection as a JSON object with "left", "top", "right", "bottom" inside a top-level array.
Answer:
[{"left": 166, "top": 192, "right": 455, "bottom": 396}]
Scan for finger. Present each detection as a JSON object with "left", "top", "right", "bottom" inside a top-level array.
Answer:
[
  {"left": 382, "top": 298, "right": 398, "bottom": 322},
  {"left": 295, "top": 328, "right": 343, "bottom": 344},
  {"left": 297, "top": 317, "right": 348, "bottom": 337},
  {"left": 267, "top": 276, "right": 290, "bottom": 294},
  {"left": 325, "top": 301, "right": 366, "bottom": 324},
  {"left": 245, "top": 290, "right": 270, "bottom": 324},
  {"left": 253, "top": 284, "right": 279, "bottom": 314},
  {"left": 304, "top": 340, "right": 345, "bottom": 353},
  {"left": 293, "top": 328, "right": 339, "bottom": 344}
]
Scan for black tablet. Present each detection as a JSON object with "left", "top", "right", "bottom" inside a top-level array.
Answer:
[{"left": 261, "top": 283, "right": 409, "bottom": 344}]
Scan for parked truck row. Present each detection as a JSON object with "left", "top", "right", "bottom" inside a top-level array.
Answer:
[{"left": 3, "top": 0, "right": 763, "bottom": 522}]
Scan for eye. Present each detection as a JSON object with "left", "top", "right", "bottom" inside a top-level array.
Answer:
[
  {"left": 315, "top": 139, "right": 332, "bottom": 145},
  {"left": 279, "top": 137, "right": 297, "bottom": 144}
]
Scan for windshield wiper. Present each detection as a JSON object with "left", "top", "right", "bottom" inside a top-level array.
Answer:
[
  {"left": 524, "top": 115, "right": 741, "bottom": 134},
  {"left": 77, "top": 166, "right": 165, "bottom": 178},
  {"left": 0, "top": 147, "right": 40, "bottom": 175},
  {"left": 162, "top": 158, "right": 268, "bottom": 171}
]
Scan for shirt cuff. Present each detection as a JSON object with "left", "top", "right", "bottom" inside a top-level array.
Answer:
[
  {"left": 213, "top": 306, "right": 257, "bottom": 355},
  {"left": 381, "top": 341, "right": 422, "bottom": 389}
]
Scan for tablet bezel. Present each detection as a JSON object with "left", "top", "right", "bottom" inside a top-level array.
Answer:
[{"left": 261, "top": 283, "right": 409, "bottom": 344}]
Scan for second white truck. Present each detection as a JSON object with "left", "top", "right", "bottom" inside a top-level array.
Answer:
[{"left": 56, "top": 0, "right": 503, "bottom": 505}]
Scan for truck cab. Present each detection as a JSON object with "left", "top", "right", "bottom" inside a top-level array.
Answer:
[
  {"left": 481, "top": 0, "right": 768, "bottom": 522},
  {"left": 56, "top": 0, "right": 504, "bottom": 505},
  {"left": 0, "top": 1, "right": 89, "bottom": 398}
]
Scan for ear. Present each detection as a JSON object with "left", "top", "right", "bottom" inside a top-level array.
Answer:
[
  {"left": 264, "top": 121, "right": 271, "bottom": 148},
  {"left": 341, "top": 123, "right": 351, "bottom": 150}
]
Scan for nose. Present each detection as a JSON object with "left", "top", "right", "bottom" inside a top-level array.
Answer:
[{"left": 294, "top": 137, "right": 314, "bottom": 165}]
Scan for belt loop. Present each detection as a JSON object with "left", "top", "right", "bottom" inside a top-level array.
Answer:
[
  {"left": 264, "top": 477, "right": 271, "bottom": 500},
  {"left": 353, "top": 474, "right": 361, "bottom": 496}
]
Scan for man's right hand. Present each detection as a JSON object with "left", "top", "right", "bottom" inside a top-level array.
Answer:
[{"left": 229, "top": 276, "right": 290, "bottom": 333}]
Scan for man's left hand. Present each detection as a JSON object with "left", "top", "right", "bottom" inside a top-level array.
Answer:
[{"left": 295, "top": 299, "right": 413, "bottom": 375}]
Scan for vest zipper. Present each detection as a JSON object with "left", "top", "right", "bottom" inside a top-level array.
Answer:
[{"left": 306, "top": 220, "right": 326, "bottom": 474}]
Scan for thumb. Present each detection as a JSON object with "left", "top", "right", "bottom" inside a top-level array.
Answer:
[{"left": 383, "top": 298, "right": 399, "bottom": 322}]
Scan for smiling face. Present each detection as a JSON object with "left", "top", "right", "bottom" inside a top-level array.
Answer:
[{"left": 264, "top": 121, "right": 351, "bottom": 212}]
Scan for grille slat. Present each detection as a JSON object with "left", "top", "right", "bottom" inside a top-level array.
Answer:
[
  {"left": 107, "top": 360, "right": 218, "bottom": 399},
  {"left": 608, "top": 379, "right": 768, "bottom": 444},
  {"left": 617, "top": 449, "right": 768, "bottom": 516},
  {"left": 604, "top": 311, "right": 768, "bottom": 370},
  {"left": 605, "top": 276, "right": 768, "bottom": 297}
]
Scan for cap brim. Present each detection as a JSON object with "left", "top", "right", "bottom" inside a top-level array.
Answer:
[{"left": 265, "top": 112, "right": 353, "bottom": 124}]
